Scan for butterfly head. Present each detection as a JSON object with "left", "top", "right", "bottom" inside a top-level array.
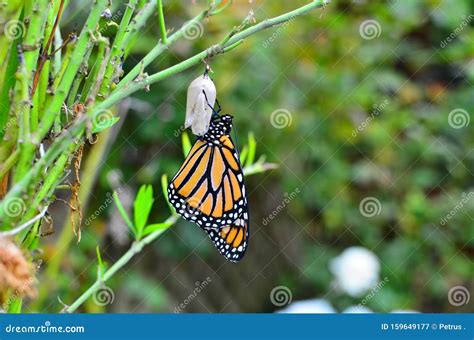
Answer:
[{"left": 203, "top": 114, "right": 233, "bottom": 141}]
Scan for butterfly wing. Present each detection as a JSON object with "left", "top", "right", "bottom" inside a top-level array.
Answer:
[
  {"left": 204, "top": 207, "right": 249, "bottom": 262},
  {"left": 168, "top": 135, "right": 247, "bottom": 228}
]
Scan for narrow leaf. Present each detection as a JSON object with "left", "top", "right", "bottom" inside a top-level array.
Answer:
[
  {"left": 7, "top": 298, "right": 22, "bottom": 313},
  {"left": 181, "top": 131, "right": 192, "bottom": 158},
  {"left": 239, "top": 145, "right": 248, "bottom": 165},
  {"left": 113, "top": 191, "right": 136, "bottom": 237},
  {"left": 245, "top": 132, "right": 256, "bottom": 167},
  {"left": 143, "top": 221, "right": 173, "bottom": 236},
  {"left": 133, "top": 184, "right": 154, "bottom": 239}
]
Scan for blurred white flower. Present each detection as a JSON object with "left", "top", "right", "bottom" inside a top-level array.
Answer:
[
  {"left": 391, "top": 309, "right": 419, "bottom": 313},
  {"left": 329, "top": 246, "right": 380, "bottom": 297},
  {"left": 343, "top": 305, "right": 373, "bottom": 313},
  {"left": 185, "top": 74, "right": 216, "bottom": 136},
  {"left": 277, "top": 299, "right": 336, "bottom": 314}
]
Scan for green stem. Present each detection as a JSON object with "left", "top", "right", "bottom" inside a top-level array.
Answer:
[
  {"left": 64, "top": 215, "right": 178, "bottom": 313},
  {"left": 157, "top": 0, "right": 167, "bottom": 44},
  {"left": 0, "top": 116, "right": 87, "bottom": 222},
  {"left": 123, "top": 0, "right": 157, "bottom": 58},
  {"left": 20, "top": 145, "right": 74, "bottom": 242},
  {"left": 97, "top": 0, "right": 138, "bottom": 99},
  {"left": 114, "top": 0, "right": 223, "bottom": 92},
  {"left": 10, "top": 0, "right": 107, "bottom": 202},
  {"left": 52, "top": 27, "right": 63, "bottom": 77},
  {"left": 36, "top": 0, "right": 108, "bottom": 141},
  {"left": 0, "top": 0, "right": 327, "bottom": 223},
  {"left": 95, "top": 0, "right": 328, "bottom": 115},
  {"left": 33, "top": 123, "right": 117, "bottom": 309},
  {"left": 0, "top": 149, "right": 20, "bottom": 179},
  {"left": 13, "top": 0, "right": 49, "bottom": 183},
  {"left": 80, "top": 39, "right": 107, "bottom": 103}
]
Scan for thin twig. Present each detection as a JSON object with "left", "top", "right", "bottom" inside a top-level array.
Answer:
[
  {"left": 31, "top": 0, "right": 66, "bottom": 96},
  {"left": 95, "top": 0, "right": 329, "bottom": 114},
  {"left": 0, "top": 207, "right": 48, "bottom": 238},
  {"left": 0, "top": 0, "right": 328, "bottom": 226},
  {"left": 157, "top": 0, "right": 167, "bottom": 44}
]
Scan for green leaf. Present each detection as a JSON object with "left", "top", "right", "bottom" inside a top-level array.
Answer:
[
  {"left": 92, "top": 116, "right": 120, "bottom": 133},
  {"left": 133, "top": 185, "right": 154, "bottom": 239},
  {"left": 143, "top": 221, "right": 173, "bottom": 236},
  {"left": 245, "top": 132, "right": 256, "bottom": 167},
  {"left": 113, "top": 191, "right": 136, "bottom": 237},
  {"left": 239, "top": 145, "right": 249, "bottom": 165},
  {"left": 181, "top": 131, "right": 192, "bottom": 158},
  {"left": 7, "top": 297, "right": 22, "bottom": 313}
]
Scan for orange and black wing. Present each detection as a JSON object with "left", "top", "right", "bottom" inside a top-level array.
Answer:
[
  {"left": 204, "top": 207, "right": 249, "bottom": 262},
  {"left": 168, "top": 135, "right": 247, "bottom": 228}
]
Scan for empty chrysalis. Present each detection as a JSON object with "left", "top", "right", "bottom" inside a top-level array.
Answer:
[{"left": 185, "top": 68, "right": 216, "bottom": 136}]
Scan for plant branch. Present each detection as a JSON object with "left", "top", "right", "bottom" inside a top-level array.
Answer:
[
  {"left": 157, "top": 0, "right": 167, "bottom": 44},
  {"left": 36, "top": 0, "right": 108, "bottom": 141},
  {"left": 97, "top": 0, "right": 138, "bottom": 99},
  {"left": 64, "top": 214, "right": 178, "bottom": 313},
  {"left": 0, "top": 0, "right": 327, "bottom": 224},
  {"left": 94, "top": 0, "right": 328, "bottom": 114},
  {"left": 123, "top": 0, "right": 157, "bottom": 57},
  {"left": 0, "top": 207, "right": 48, "bottom": 238},
  {"left": 31, "top": 0, "right": 65, "bottom": 96},
  {"left": 115, "top": 0, "right": 224, "bottom": 92}
]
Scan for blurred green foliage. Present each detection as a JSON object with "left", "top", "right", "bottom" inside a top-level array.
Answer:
[{"left": 38, "top": 0, "right": 473, "bottom": 313}]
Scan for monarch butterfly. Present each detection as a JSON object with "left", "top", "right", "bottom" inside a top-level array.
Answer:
[{"left": 168, "top": 114, "right": 249, "bottom": 262}]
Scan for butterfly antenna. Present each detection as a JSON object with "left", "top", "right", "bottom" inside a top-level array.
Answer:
[
  {"left": 214, "top": 98, "right": 222, "bottom": 114},
  {"left": 202, "top": 90, "right": 220, "bottom": 118}
]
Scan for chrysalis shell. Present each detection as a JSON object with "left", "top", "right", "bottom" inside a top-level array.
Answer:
[{"left": 185, "top": 74, "right": 216, "bottom": 136}]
